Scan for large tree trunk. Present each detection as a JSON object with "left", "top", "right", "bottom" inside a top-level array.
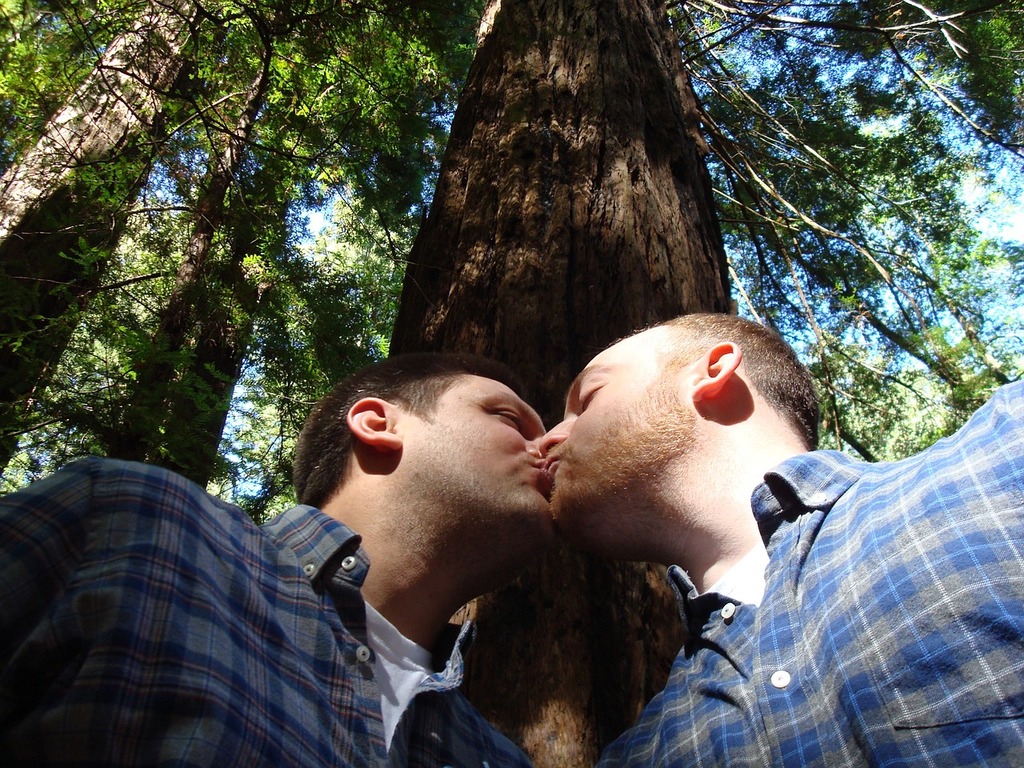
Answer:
[
  {"left": 0, "top": 0, "right": 196, "bottom": 469},
  {"left": 390, "top": 0, "right": 730, "bottom": 763}
]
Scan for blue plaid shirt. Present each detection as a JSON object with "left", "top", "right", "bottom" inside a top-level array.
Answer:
[
  {"left": 599, "top": 381, "right": 1024, "bottom": 766},
  {"left": 0, "top": 458, "right": 530, "bottom": 767}
]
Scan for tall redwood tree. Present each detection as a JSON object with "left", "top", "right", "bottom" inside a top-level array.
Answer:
[{"left": 390, "top": 0, "right": 731, "bottom": 762}]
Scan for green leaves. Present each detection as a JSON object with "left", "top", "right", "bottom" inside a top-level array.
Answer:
[
  {"left": 677, "top": 0, "right": 1023, "bottom": 458},
  {"left": 1, "top": 0, "right": 480, "bottom": 505},
  {"left": 4, "top": 0, "right": 1019, "bottom": 494}
]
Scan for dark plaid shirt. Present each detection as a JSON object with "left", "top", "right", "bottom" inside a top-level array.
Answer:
[
  {"left": 599, "top": 381, "right": 1024, "bottom": 766},
  {"left": 0, "top": 458, "right": 530, "bottom": 767}
]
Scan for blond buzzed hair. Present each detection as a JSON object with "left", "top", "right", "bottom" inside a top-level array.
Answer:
[{"left": 658, "top": 314, "right": 819, "bottom": 449}]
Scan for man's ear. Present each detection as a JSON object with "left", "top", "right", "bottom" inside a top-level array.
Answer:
[
  {"left": 691, "top": 342, "right": 742, "bottom": 403},
  {"left": 346, "top": 398, "right": 404, "bottom": 454}
]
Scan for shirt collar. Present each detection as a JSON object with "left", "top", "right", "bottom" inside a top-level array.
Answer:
[
  {"left": 666, "top": 543, "right": 769, "bottom": 638},
  {"left": 668, "top": 565, "right": 730, "bottom": 637},
  {"left": 419, "top": 621, "right": 475, "bottom": 693},
  {"left": 751, "top": 450, "right": 863, "bottom": 541},
  {"left": 262, "top": 504, "right": 362, "bottom": 583},
  {"left": 667, "top": 450, "right": 865, "bottom": 633},
  {"left": 263, "top": 506, "right": 473, "bottom": 690}
]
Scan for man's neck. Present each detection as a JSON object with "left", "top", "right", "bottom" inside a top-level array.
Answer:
[
  {"left": 359, "top": 564, "right": 458, "bottom": 650},
  {"left": 672, "top": 427, "right": 803, "bottom": 593},
  {"left": 321, "top": 487, "right": 460, "bottom": 650}
]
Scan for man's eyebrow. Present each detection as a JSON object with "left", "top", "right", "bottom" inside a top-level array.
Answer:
[{"left": 481, "top": 392, "right": 527, "bottom": 410}]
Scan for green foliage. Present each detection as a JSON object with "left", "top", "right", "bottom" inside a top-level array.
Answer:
[
  {"left": 4, "top": 0, "right": 1021, "bottom": 498},
  {"left": 674, "top": 0, "right": 1024, "bottom": 458},
  {"left": 1, "top": 0, "right": 90, "bottom": 166},
  {"left": 212, "top": 197, "right": 407, "bottom": 520},
  {"left": 1, "top": 0, "right": 481, "bottom": 508}
]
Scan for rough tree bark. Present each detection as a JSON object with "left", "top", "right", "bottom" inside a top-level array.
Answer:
[
  {"left": 390, "top": 0, "right": 730, "bottom": 763},
  {"left": 0, "top": 0, "right": 196, "bottom": 468}
]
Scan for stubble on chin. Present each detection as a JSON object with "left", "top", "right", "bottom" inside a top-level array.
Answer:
[{"left": 550, "top": 396, "right": 696, "bottom": 554}]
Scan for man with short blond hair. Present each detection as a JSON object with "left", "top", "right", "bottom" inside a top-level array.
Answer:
[{"left": 542, "top": 312, "right": 1024, "bottom": 766}]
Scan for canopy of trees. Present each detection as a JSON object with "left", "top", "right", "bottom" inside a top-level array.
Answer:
[
  {"left": 0, "top": 0, "right": 480, "bottom": 511},
  {"left": 3, "top": 0, "right": 1020, "bottom": 499},
  {"left": 678, "top": 0, "right": 1023, "bottom": 457}
]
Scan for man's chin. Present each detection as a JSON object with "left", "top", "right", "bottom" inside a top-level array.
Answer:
[{"left": 550, "top": 492, "right": 613, "bottom": 554}]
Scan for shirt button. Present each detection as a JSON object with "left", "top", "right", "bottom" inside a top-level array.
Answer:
[
  {"left": 771, "top": 670, "right": 791, "bottom": 689},
  {"left": 302, "top": 562, "right": 316, "bottom": 576},
  {"left": 355, "top": 645, "right": 372, "bottom": 663},
  {"left": 341, "top": 556, "right": 358, "bottom": 572},
  {"left": 721, "top": 602, "right": 736, "bottom": 623},
  {"left": 809, "top": 492, "right": 828, "bottom": 507}
]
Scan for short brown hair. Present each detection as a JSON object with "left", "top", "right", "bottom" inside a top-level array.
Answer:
[
  {"left": 659, "top": 314, "right": 819, "bottom": 449},
  {"left": 293, "top": 353, "right": 523, "bottom": 508}
]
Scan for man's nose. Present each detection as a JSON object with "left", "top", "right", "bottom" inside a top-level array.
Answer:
[{"left": 537, "top": 418, "right": 573, "bottom": 457}]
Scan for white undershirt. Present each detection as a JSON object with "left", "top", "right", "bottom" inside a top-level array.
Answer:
[
  {"left": 362, "top": 546, "right": 767, "bottom": 750},
  {"left": 703, "top": 542, "right": 770, "bottom": 606},
  {"left": 363, "top": 602, "right": 433, "bottom": 750}
]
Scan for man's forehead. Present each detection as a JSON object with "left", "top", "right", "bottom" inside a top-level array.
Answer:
[
  {"left": 449, "top": 372, "right": 517, "bottom": 394},
  {"left": 564, "top": 327, "right": 671, "bottom": 404},
  {"left": 583, "top": 327, "right": 670, "bottom": 376},
  {"left": 567, "top": 364, "right": 613, "bottom": 396}
]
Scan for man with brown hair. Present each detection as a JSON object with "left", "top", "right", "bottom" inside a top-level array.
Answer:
[
  {"left": 1, "top": 353, "right": 552, "bottom": 766},
  {"left": 541, "top": 312, "right": 1024, "bottom": 766}
]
